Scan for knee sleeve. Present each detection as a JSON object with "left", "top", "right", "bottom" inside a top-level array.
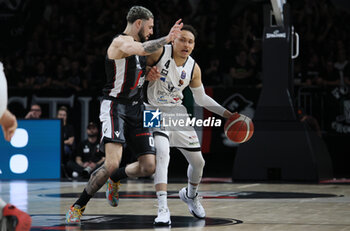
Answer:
[
  {"left": 154, "top": 135, "right": 170, "bottom": 185},
  {"left": 179, "top": 149, "right": 205, "bottom": 184}
]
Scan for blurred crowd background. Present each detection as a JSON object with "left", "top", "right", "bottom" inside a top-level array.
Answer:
[{"left": 2, "top": 0, "right": 349, "bottom": 93}]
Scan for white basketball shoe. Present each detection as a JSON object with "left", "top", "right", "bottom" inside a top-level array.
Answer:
[
  {"left": 154, "top": 207, "right": 171, "bottom": 225},
  {"left": 179, "top": 187, "right": 206, "bottom": 219}
]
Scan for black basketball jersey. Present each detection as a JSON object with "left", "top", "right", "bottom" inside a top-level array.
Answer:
[{"left": 103, "top": 35, "right": 147, "bottom": 103}]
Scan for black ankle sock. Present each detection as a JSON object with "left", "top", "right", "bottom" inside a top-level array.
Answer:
[
  {"left": 74, "top": 189, "right": 92, "bottom": 208},
  {"left": 110, "top": 167, "right": 128, "bottom": 182}
]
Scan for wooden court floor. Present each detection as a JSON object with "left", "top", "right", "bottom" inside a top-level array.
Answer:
[{"left": 0, "top": 179, "right": 350, "bottom": 231}]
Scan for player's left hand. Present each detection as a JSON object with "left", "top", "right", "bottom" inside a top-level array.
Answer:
[{"left": 146, "top": 66, "right": 161, "bottom": 81}]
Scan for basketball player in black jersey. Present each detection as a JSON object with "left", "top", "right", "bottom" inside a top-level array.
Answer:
[{"left": 66, "top": 6, "right": 183, "bottom": 224}]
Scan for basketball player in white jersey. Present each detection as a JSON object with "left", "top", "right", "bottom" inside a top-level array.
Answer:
[
  {"left": 0, "top": 62, "right": 32, "bottom": 230},
  {"left": 146, "top": 25, "right": 233, "bottom": 225},
  {"left": 66, "top": 6, "right": 183, "bottom": 224}
]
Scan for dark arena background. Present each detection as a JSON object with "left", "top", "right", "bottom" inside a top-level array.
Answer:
[{"left": 1, "top": 0, "right": 350, "bottom": 230}]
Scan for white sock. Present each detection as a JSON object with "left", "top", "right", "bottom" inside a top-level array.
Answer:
[
  {"left": 187, "top": 183, "right": 198, "bottom": 198},
  {"left": 156, "top": 191, "right": 168, "bottom": 209}
]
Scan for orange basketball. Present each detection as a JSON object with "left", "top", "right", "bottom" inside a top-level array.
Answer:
[{"left": 224, "top": 113, "right": 254, "bottom": 143}]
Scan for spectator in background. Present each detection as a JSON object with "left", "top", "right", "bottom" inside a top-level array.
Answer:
[
  {"left": 66, "top": 60, "right": 83, "bottom": 92},
  {"left": 294, "top": 61, "right": 307, "bottom": 86},
  {"left": 204, "top": 57, "right": 222, "bottom": 86},
  {"left": 334, "top": 51, "right": 350, "bottom": 85},
  {"left": 319, "top": 60, "right": 340, "bottom": 87},
  {"left": 51, "top": 64, "right": 68, "bottom": 90},
  {"left": 67, "top": 122, "right": 104, "bottom": 179},
  {"left": 225, "top": 50, "right": 256, "bottom": 87},
  {"left": 60, "top": 56, "right": 72, "bottom": 78},
  {"left": 31, "top": 61, "right": 51, "bottom": 89},
  {"left": 9, "top": 58, "right": 27, "bottom": 89},
  {"left": 24, "top": 104, "right": 42, "bottom": 119},
  {"left": 57, "top": 106, "right": 75, "bottom": 164},
  {"left": 249, "top": 39, "right": 262, "bottom": 72},
  {"left": 304, "top": 53, "right": 322, "bottom": 86}
]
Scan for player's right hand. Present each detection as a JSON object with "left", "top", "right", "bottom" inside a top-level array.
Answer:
[
  {"left": 167, "top": 19, "right": 183, "bottom": 42},
  {"left": 223, "top": 110, "right": 234, "bottom": 119},
  {"left": 146, "top": 66, "right": 161, "bottom": 81}
]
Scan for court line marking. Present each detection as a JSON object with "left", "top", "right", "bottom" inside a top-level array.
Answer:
[{"left": 237, "top": 184, "right": 260, "bottom": 189}]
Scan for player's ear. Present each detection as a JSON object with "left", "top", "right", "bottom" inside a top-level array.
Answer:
[{"left": 135, "top": 19, "right": 142, "bottom": 29}]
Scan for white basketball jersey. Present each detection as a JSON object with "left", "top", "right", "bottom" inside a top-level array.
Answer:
[{"left": 146, "top": 44, "right": 195, "bottom": 106}]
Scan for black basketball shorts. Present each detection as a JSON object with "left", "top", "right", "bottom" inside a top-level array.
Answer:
[{"left": 99, "top": 99, "right": 155, "bottom": 157}]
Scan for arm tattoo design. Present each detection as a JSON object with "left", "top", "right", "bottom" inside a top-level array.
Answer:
[
  {"left": 142, "top": 36, "right": 168, "bottom": 53},
  {"left": 85, "top": 164, "right": 109, "bottom": 195}
]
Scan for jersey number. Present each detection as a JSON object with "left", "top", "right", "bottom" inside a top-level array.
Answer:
[
  {"left": 149, "top": 137, "right": 154, "bottom": 147},
  {"left": 164, "top": 60, "right": 170, "bottom": 69}
]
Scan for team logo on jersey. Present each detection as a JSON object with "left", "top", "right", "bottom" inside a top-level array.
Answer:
[
  {"left": 143, "top": 109, "right": 162, "bottom": 128},
  {"left": 167, "top": 82, "right": 175, "bottom": 92},
  {"left": 178, "top": 79, "right": 184, "bottom": 86},
  {"left": 180, "top": 70, "right": 186, "bottom": 79}
]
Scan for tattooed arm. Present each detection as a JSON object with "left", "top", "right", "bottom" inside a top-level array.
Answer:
[
  {"left": 108, "top": 19, "right": 183, "bottom": 59},
  {"left": 142, "top": 37, "right": 168, "bottom": 54}
]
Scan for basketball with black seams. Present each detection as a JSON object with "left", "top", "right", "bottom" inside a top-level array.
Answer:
[{"left": 224, "top": 113, "right": 254, "bottom": 143}]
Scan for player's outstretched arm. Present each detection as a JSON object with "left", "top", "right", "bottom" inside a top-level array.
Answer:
[
  {"left": 108, "top": 19, "right": 183, "bottom": 59},
  {"left": 190, "top": 64, "right": 233, "bottom": 118}
]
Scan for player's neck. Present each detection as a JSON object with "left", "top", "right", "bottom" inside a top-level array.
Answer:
[
  {"left": 123, "top": 25, "right": 140, "bottom": 42},
  {"left": 173, "top": 55, "right": 187, "bottom": 67}
]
